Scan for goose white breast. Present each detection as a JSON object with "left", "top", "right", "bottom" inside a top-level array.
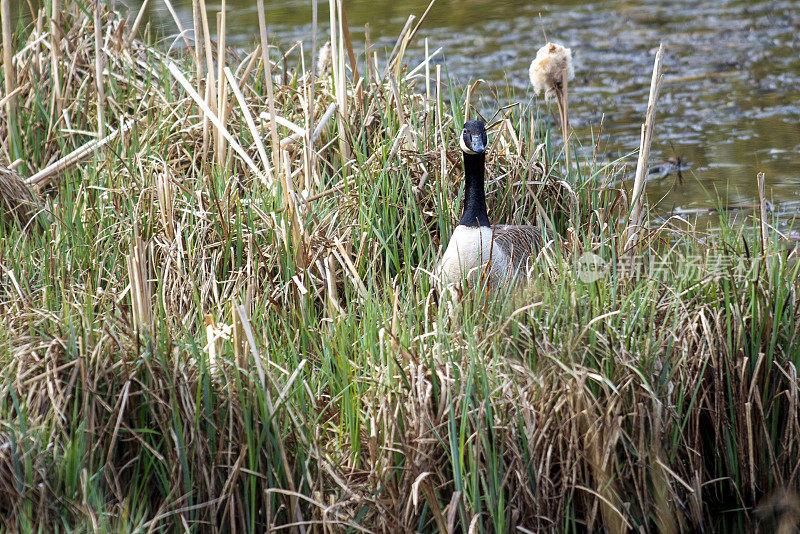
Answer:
[{"left": 438, "top": 225, "right": 510, "bottom": 285}]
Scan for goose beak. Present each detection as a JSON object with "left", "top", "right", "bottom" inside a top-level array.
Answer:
[{"left": 470, "top": 135, "right": 485, "bottom": 153}]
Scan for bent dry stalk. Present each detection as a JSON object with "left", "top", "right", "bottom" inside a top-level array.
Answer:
[{"left": 626, "top": 44, "right": 665, "bottom": 250}]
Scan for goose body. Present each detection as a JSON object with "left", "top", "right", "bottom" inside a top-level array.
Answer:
[{"left": 438, "top": 120, "right": 550, "bottom": 287}]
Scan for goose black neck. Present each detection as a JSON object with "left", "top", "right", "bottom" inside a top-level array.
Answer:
[{"left": 459, "top": 152, "right": 490, "bottom": 227}]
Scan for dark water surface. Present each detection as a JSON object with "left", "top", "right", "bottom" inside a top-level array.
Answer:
[{"left": 20, "top": 0, "right": 800, "bottom": 230}]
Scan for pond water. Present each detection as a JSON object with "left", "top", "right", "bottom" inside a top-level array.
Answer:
[{"left": 19, "top": 0, "right": 800, "bottom": 232}]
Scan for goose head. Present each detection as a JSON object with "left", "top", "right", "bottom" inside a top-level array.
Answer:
[{"left": 459, "top": 120, "right": 487, "bottom": 155}]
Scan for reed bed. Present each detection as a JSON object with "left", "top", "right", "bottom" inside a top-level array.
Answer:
[{"left": 1, "top": 1, "right": 799, "bottom": 532}]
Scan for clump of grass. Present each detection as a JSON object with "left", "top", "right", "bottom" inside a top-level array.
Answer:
[{"left": 0, "top": 1, "right": 799, "bottom": 532}]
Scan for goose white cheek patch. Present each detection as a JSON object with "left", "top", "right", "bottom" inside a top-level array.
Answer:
[{"left": 460, "top": 134, "right": 477, "bottom": 154}]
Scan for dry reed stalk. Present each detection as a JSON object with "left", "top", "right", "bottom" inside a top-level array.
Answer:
[
  {"left": 462, "top": 79, "right": 486, "bottom": 123},
  {"left": 557, "top": 68, "right": 570, "bottom": 173},
  {"left": 156, "top": 172, "right": 175, "bottom": 240},
  {"left": 26, "top": 119, "right": 133, "bottom": 188},
  {"left": 198, "top": 0, "right": 216, "bottom": 164},
  {"left": 192, "top": 0, "right": 203, "bottom": 93},
  {"left": 323, "top": 254, "right": 342, "bottom": 316},
  {"left": 48, "top": 0, "right": 62, "bottom": 123},
  {"left": 234, "top": 44, "right": 260, "bottom": 84},
  {"left": 297, "top": 42, "right": 314, "bottom": 192},
  {"left": 757, "top": 172, "right": 769, "bottom": 256},
  {"left": 276, "top": 102, "right": 336, "bottom": 149},
  {"left": 382, "top": 15, "right": 414, "bottom": 81},
  {"left": 167, "top": 62, "right": 264, "bottom": 181},
  {"left": 435, "top": 65, "right": 445, "bottom": 183},
  {"left": 256, "top": 0, "right": 287, "bottom": 184},
  {"left": 162, "top": 0, "right": 195, "bottom": 56},
  {"left": 127, "top": 0, "right": 150, "bottom": 45},
  {"left": 306, "top": 0, "right": 318, "bottom": 192},
  {"left": 204, "top": 314, "right": 218, "bottom": 374},
  {"left": 216, "top": 6, "right": 227, "bottom": 169},
  {"left": 93, "top": 0, "right": 106, "bottom": 138},
  {"left": 626, "top": 44, "right": 664, "bottom": 250},
  {"left": 746, "top": 401, "right": 756, "bottom": 502},
  {"left": 329, "top": 0, "right": 350, "bottom": 163},
  {"left": 282, "top": 149, "right": 307, "bottom": 268},
  {"left": 338, "top": 0, "right": 358, "bottom": 81},
  {"left": 424, "top": 38, "right": 430, "bottom": 114},
  {"left": 407, "top": 0, "right": 437, "bottom": 47},
  {"left": 223, "top": 66, "right": 273, "bottom": 185},
  {"left": 231, "top": 302, "right": 245, "bottom": 370},
  {"left": 1, "top": 0, "right": 16, "bottom": 133},
  {"left": 127, "top": 227, "right": 152, "bottom": 334}
]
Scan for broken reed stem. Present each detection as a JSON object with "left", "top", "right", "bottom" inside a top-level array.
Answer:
[
  {"left": 626, "top": 43, "right": 664, "bottom": 250},
  {"left": 127, "top": 227, "right": 152, "bottom": 334},
  {"left": 93, "top": 0, "right": 105, "bottom": 138},
  {"left": 757, "top": 172, "right": 769, "bottom": 257}
]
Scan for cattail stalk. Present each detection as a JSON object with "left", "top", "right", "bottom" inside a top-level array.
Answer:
[
  {"left": 192, "top": 0, "right": 203, "bottom": 94},
  {"left": 216, "top": 5, "right": 227, "bottom": 169},
  {"left": 425, "top": 38, "right": 431, "bottom": 115},
  {"left": 162, "top": 0, "right": 194, "bottom": 54},
  {"left": 128, "top": 0, "right": 150, "bottom": 44},
  {"left": 626, "top": 44, "right": 664, "bottom": 250},
  {"left": 49, "top": 0, "right": 62, "bottom": 125},
  {"left": 198, "top": 0, "right": 215, "bottom": 166},
  {"left": 329, "top": 0, "right": 350, "bottom": 162},
  {"left": 127, "top": 228, "right": 152, "bottom": 334},
  {"left": 2, "top": 0, "right": 19, "bottom": 159},
  {"left": 529, "top": 42, "right": 574, "bottom": 180},
  {"left": 306, "top": 0, "right": 318, "bottom": 191},
  {"left": 556, "top": 69, "right": 570, "bottom": 173},
  {"left": 256, "top": 0, "right": 282, "bottom": 183},
  {"left": 93, "top": 0, "right": 106, "bottom": 138}
]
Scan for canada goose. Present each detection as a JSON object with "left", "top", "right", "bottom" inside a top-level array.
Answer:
[{"left": 438, "top": 120, "right": 550, "bottom": 287}]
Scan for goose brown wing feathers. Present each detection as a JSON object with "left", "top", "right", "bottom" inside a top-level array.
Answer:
[{"left": 491, "top": 224, "right": 555, "bottom": 273}]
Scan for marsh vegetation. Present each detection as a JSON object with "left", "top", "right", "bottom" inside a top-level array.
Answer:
[{"left": 0, "top": 1, "right": 799, "bottom": 532}]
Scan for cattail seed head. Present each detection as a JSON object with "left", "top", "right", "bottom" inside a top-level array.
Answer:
[
  {"left": 317, "top": 41, "right": 332, "bottom": 77},
  {"left": 529, "top": 42, "right": 574, "bottom": 99}
]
